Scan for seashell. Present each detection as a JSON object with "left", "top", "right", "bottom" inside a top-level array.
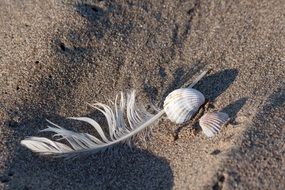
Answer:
[
  {"left": 199, "top": 112, "right": 229, "bottom": 137},
  {"left": 163, "top": 88, "right": 205, "bottom": 124}
]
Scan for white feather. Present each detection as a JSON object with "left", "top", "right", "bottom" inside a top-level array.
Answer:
[
  {"left": 21, "top": 70, "right": 210, "bottom": 157},
  {"left": 21, "top": 90, "right": 164, "bottom": 157}
]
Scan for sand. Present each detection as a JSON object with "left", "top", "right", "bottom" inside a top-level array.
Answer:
[{"left": 0, "top": 0, "right": 284, "bottom": 189}]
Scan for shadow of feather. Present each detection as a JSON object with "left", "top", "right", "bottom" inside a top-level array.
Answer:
[{"left": 195, "top": 69, "right": 239, "bottom": 100}]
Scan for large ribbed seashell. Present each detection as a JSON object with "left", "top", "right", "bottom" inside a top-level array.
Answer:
[
  {"left": 199, "top": 112, "right": 229, "bottom": 137},
  {"left": 163, "top": 88, "right": 205, "bottom": 124}
]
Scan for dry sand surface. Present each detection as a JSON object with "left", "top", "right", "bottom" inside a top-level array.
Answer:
[{"left": 0, "top": 0, "right": 284, "bottom": 189}]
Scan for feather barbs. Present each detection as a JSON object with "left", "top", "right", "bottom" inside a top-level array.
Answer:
[
  {"left": 21, "top": 90, "right": 163, "bottom": 157},
  {"left": 20, "top": 137, "right": 73, "bottom": 155}
]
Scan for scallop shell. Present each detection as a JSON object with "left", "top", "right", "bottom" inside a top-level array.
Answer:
[
  {"left": 163, "top": 88, "right": 205, "bottom": 124},
  {"left": 199, "top": 112, "right": 229, "bottom": 137}
]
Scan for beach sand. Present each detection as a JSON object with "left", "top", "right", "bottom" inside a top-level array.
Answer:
[{"left": 0, "top": 0, "right": 284, "bottom": 189}]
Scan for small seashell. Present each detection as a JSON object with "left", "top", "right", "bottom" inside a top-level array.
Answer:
[
  {"left": 199, "top": 112, "right": 229, "bottom": 137},
  {"left": 163, "top": 88, "right": 205, "bottom": 124}
]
